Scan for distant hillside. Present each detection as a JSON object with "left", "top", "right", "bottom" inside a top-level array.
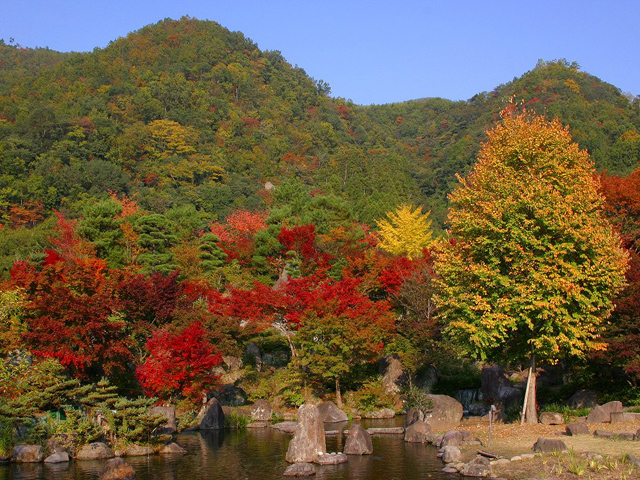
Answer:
[{"left": 1, "top": 18, "right": 639, "bottom": 234}]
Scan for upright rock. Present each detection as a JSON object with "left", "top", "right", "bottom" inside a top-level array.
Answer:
[
  {"left": 423, "top": 395, "right": 463, "bottom": 431},
  {"left": 480, "top": 367, "right": 522, "bottom": 420},
  {"left": 317, "top": 401, "right": 348, "bottom": 423},
  {"left": 344, "top": 424, "right": 373, "bottom": 455},
  {"left": 566, "top": 422, "right": 589, "bottom": 436},
  {"left": 286, "top": 404, "right": 326, "bottom": 463},
  {"left": 251, "top": 400, "right": 273, "bottom": 421},
  {"left": 404, "top": 420, "right": 432, "bottom": 443},
  {"left": 379, "top": 354, "right": 408, "bottom": 394},
  {"left": 150, "top": 406, "right": 176, "bottom": 433},
  {"left": 566, "top": 389, "right": 599, "bottom": 409},
  {"left": 586, "top": 401, "right": 622, "bottom": 423},
  {"left": 199, "top": 397, "right": 225, "bottom": 430}
]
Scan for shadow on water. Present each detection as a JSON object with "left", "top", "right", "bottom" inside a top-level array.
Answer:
[{"left": 1, "top": 418, "right": 454, "bottom": 480}]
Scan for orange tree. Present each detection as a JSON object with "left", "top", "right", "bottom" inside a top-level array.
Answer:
[{"left": 434, "top": 110, "right": 627, "bottom": 423}]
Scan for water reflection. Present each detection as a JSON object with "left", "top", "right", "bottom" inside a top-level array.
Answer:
[{"left": 1, "top": 418, "right": 453, "bottom": 480}]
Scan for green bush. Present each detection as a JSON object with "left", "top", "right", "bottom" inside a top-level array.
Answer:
[
  {"left": 224, "top": 410, "right": 250, "bottom": 429},
  {"left": 540, "top": 403, "right": 591, "bottom": 422},
  {"left": 55, "top": 409, "right": 103, "bottom": 447},
  {"left": 0, "top": 422, "right": 14, "bottom": 457},
  {"left": 346, "top": 379, "right": 395, "bottom": 414},
  {"left": 403, "top": 386, "right": 434, "bottom": 414}
]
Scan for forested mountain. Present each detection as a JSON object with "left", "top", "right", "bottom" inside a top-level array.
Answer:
[{"left": 1, "top": 17, "right": 639, "bottom": 269}]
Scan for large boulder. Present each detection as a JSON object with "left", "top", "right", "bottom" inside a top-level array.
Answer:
[
  {"left": 11, "top": 445, "right": 43, "bottom": 463},
  {"left": 459, "top": 456, "right": 492, "bottom": 477},
  {"left": 424, "top": 395, "right": 463, "bottom": 432},
  {"left": 480, "top": 367, "right": 522, "bottom": 420},
  {"left": 99, "top": 457, "right": 136, "bottom": 480},
  {"left": 379, "top": 354, "right": 408, "bottom": 394},
  {"left": 533, "top": 437, "right": 567, "bottom": 453},
  {"left": 404, "top": 420, "right": 432, "bottom": 443},
  {"left": 442, "top": 446, "right": 462, "bottom": 463},
  {"left": 211, "top": 385, "right": 247, "bottom": 407},
  {"left": 440, "top": 430, "right": 474, "bottom": 447},
  {"left": 539, "top": 412, "right": 564, "bottom": 425},
  {"left": 586, "top": 401, "right": 623, "bottom": 423},
  {"left": 344, "top": 424, "right": 373, "bottom": 455},
  {"left": 405, "top": 408, "right": 424, "bottom": 427},
  {"left": 44, "top": 451, "right": 70, "bottom": 463},
  {"left": 199, "top": 398, "right": 225, "bottom": 430},
  {"left": 285, "top": 404, "right": 326, "bottom": 463},
  {"left": 317, "top": 401, "right": 348, "bottom": 423},
  {"left": 566, "top": 389, "right": 600, "bottom": 409},
  {"left": 251, "top": 400, "right": 273, "bottom": 421},
  {"left": 149, "top": 406, "right": 176, "bottom": 433},
  {"left": 566, "top": 422, "right": 589, "bottom": 436},
  {"left": 76, "top": 442, "right": 115, "bottom": 460},
  {"left": 283, "top": 463, "right": 316, "bottom": 476}
]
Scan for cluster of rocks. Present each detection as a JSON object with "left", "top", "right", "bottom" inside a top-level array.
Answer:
[
  {"left": 8, "top": 439, "right": 187, "bottom": 480},
  {"left": 283, "top": 403, "right": 376, "bottom": 476}
]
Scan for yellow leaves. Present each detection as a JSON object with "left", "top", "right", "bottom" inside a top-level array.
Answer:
[
  {"left": 375, "top": 204, "right": 433, "bottom": 260},
  {"left": 147, "top": 119, "right": 197, "bottom": 160}
]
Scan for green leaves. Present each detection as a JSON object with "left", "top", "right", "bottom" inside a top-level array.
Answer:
[{"left": 435, "top": 111, "right": 627, "bottom": 364}]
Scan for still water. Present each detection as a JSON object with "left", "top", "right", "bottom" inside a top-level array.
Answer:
[{"left": 1, "top": 418, "right": 454, "bottom": 480}]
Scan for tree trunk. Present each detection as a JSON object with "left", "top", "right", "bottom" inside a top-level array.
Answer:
[
  {"left": 335, "top": 378, "right": 342, "bottom": 409},
  {"left": 523, "top": 354, "right": 538, "bottom": 424}
]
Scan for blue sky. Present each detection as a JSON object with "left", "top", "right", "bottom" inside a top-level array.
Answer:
[{"left": 2, "top": 1, "right": 639, "bottom": 105}]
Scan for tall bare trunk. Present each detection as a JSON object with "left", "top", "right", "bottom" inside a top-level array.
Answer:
[
  {"left": 523, "top": 354, "right": 538, "bottom": 424},
  {"left": 335, "top": 378, "right": 342, "bottom": 408}
]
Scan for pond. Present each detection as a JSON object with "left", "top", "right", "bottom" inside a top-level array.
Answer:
[{"left": 0, "top": 418, "right": 454, "bottom": 480}]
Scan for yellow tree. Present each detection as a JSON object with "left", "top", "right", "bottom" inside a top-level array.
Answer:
[
  {"left": 375, "top": 204, "right": 433, "bottom": 260},
  {"left": 434, "top": 110, "right": 627, "bottom": 423}
]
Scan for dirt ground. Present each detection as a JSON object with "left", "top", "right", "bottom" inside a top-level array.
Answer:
[{"left": 454, "top": 417, "right": 640, "bottom": 479}]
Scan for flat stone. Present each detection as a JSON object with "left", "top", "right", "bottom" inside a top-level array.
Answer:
[
  {"left": 283, "top": 462, "right": 316, "bottom": 476},
  {"left": 247, "top": 422, "right": 269, "bottom": 428},
  {"left": 273, "top": 422, "right": 298, "bottom": 434},
  {"left": 520, "top": 453, "right": 535, "bottom": 459},
  {"left": 442, "top": 467, "right": 458, "bottom": 474},
  {"left": 566, "top": 422, "right": 589, "bottom": 436},
  {"left": 532, "top": 437, "right": 567, "bottom": 453},
  {"left": 615, "top": 432, "right": 635, "bottom": 441},
  {"left": 593, "top": 429, "right": 614, "bottom": 438},
  {"left": 324, "top": 430, "right": 340, "bottom": 435},
  {"left": 159, "top": 442, "right": 187, "bottom": 454},
  {"left": 367, "top": 427, "right": 404, "bottom": 434},
  {"left": 510, "top": 456, "right": 522, "bottom": 462},
  {"left": 44, "top": 451, "right": 69, "bottom": 463},
  {"left": 314, "top": 453, "right": 348, "bottom": 465},
  {"left": 491, "top": 458, "right": 511, "bottom": 465}
]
